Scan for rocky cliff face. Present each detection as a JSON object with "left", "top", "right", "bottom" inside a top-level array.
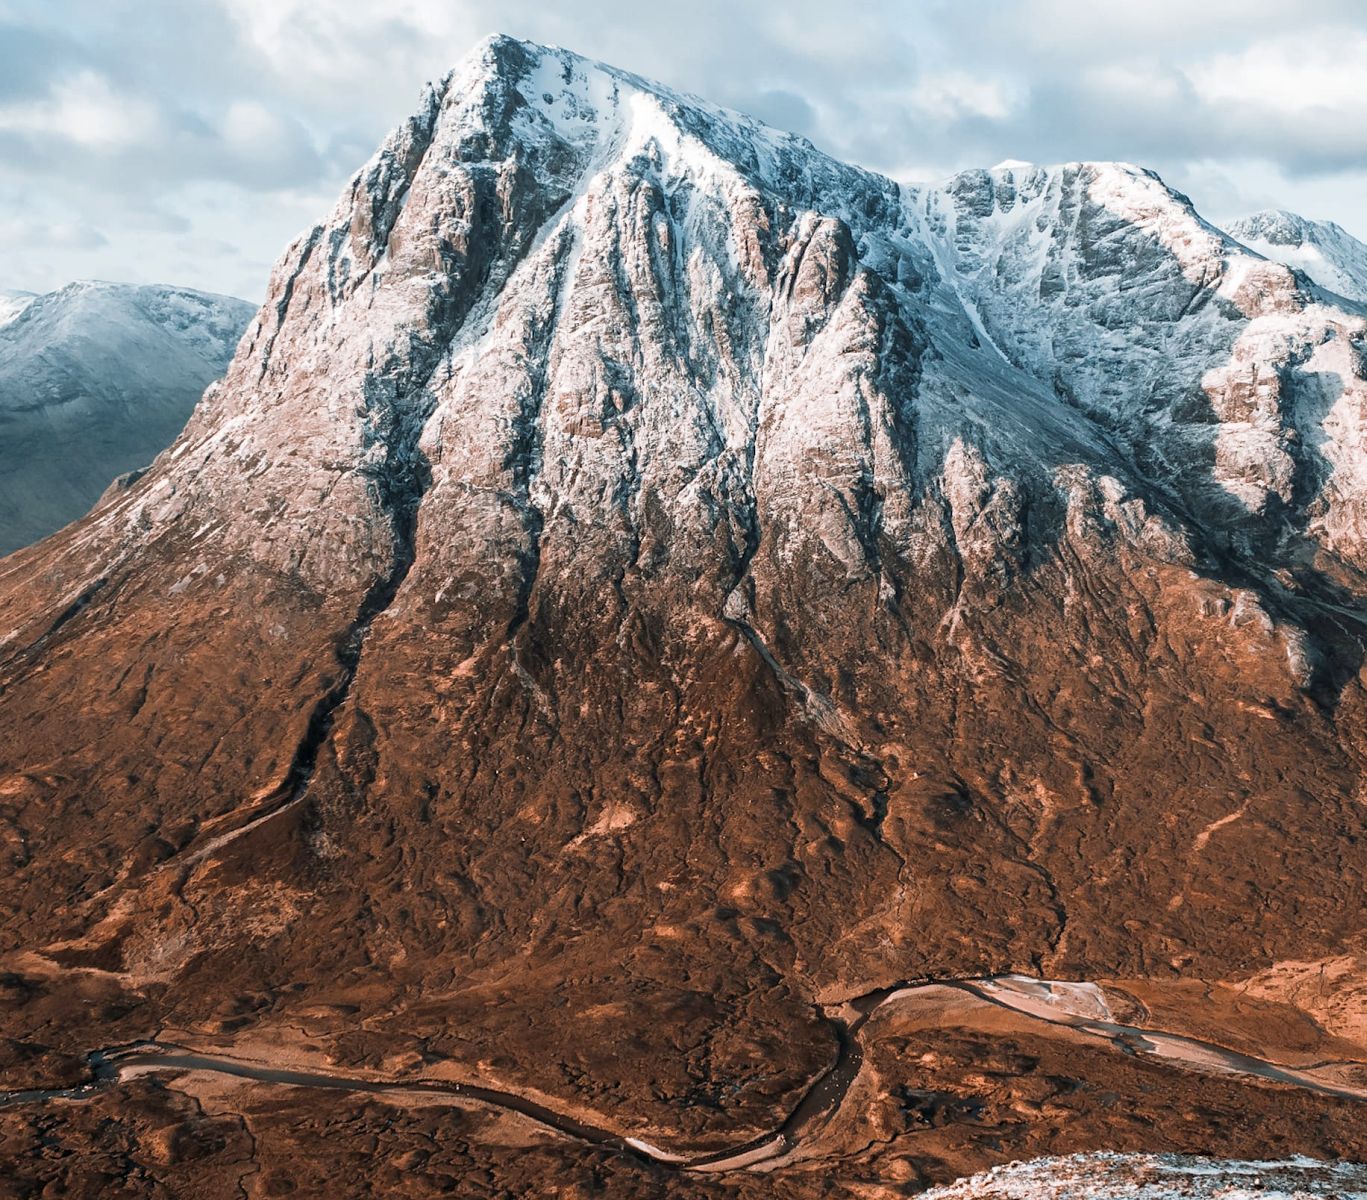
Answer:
[
  {"left": 921, "top": 167, "right": 1367, "bottom": 573},
  {"left": 0, "top": 281, "right": 254, "bottom": 554},
  {"left": 1, "top": 36, "right": 1365, "bottom": 1197}
]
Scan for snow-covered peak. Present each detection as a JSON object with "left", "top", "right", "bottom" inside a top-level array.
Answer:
[
  {"left": 0, "top": 280, "right": 254, "bottom": 555},
  {"left": 909, "top": 158, "right": 1252, "bottom": 338},
  {"left": 1, "top": 280, "right": 255, "bottom": 379},
  {"left": 1226, "top": 208, "right": 1367, "bottom": 302},
  {"left": 89, "top": 33, "right": 1367, "bottom": 604},
  {"left": 433, "top": 34, "right": 896, "bottom": 221},
  {"left": 1232, "top": 209, "right": 1322, "bottom": 245},
  {"left": 256, "top": 32, "right": 901, "bottom": 362},
  {"left": 0, "top": 289, "right": 35, "bottom": 327},
  {"left": 901, "top": 156, "right": 1367, "bottom": 540}
]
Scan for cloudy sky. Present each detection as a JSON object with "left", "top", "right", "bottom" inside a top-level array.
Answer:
[{"left": 3, "top": 0, "right": 1365, "bottom": 301}]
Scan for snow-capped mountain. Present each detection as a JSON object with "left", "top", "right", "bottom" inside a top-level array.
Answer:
[
  {"left": 0, "top": 280, "right": 254, "bottom": 555},
  {"left": 1227, "top": 209, "right": 1367, "bottom": 303},
  {"left": 914, "top": 165, "right": 1367, "bottom": 554},
  {"left": 1, "top": 36, "right": 1364, "bottom": 1196},
  {"left": 0, "top": 290, "right": 35, "bottom": 326}
]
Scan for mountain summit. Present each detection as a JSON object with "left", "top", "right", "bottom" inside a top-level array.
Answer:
[{"left": 1, "top": 36, "right": 1365, "bottom": 1197}]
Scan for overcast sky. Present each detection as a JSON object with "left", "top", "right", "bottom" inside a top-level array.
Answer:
[{"left": 3, "top": 0, "right": 1365, "bottom": 301}]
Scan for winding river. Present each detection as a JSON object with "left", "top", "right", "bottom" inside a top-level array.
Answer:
[{"left": 2, "top": 976, "right": 1363, "bottom": 1173}]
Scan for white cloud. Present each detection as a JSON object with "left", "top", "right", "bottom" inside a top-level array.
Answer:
[
  {"left": 1005, "top": 0, "right": 1357, "bottom": 52},
  {"left": 911, "top": 71, "right": 1019, "bottom": 122},
  {"left": 0, "top": 70, "right": 163, "bottom": 150},
  {"left": 1186, "top": 30, "right": 1367, "bottom": 116},
  {"left": 1079, "top": 63, "right": 1187, "bottom": 107}
]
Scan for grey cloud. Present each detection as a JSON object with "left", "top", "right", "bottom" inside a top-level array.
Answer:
[
  {"left": 957, "top": 72, "right": 1367, "bottom": 183},
  {"left": 0, "top": 24, "right": 88, "bottom": 101},
  {"left": 0, "top": 212, "right": 107, "bottom": 251}
]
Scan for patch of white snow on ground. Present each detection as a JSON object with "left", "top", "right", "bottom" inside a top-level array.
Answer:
[{"left": 920, "top": 1153, "right": 1367, "bottom": 1199}]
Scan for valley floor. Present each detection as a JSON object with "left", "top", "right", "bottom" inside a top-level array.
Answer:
[{"left": 2, "top": 973, "right": 1364, "bottom": 1197}]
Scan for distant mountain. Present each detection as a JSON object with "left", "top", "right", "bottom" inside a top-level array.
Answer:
[
  {"left": 0, "top": 289, "right": 35, "bottom": 325},
  {"left": 1226, "top": 209, "right": 1367, "bottom": 302},
  {"left": 0, "top": 281, "right": 254, "bottom": 554}
]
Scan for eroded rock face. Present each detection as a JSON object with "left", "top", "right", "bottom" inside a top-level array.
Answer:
[
  {"left": 918, "top": 165, "right": 1367, "bottom": 571},
  {"left": 1, "top": 34, "right": 1366, "bottom": 1189}
]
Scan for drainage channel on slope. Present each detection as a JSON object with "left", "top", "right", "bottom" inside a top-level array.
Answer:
[
  {"left": 2, "top": 978, "right": 1363, "bottom": 1175},
  {"left": 176, "top": 443, "right": 432, "bottom": 868}
]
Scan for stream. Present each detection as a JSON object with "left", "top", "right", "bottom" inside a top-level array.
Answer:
[{"left": 2, "top": 976, "right": 1363, "bottom": 1173}]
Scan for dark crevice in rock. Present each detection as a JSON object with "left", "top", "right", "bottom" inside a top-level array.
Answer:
[
  {"left": 171, "top": 373, "right": 441, "bottom": 866},
  {"left": 271, "top": 433, "right": 434, "bottom": 822},
  {"left": 505, "top": 485, "right": 546, "bottom": 642},
  {"left": 505, "top": 235, "right": 574, "bottom": 644},
  {"left": 173, "top": 148, "right": 583, "bottom": 863},
  {"left": 34, "top": 576, "right": 108, "bottom": 644},
  {"left": 852, "top": 788, "right": 890, "bottom": 839},
  {"left": 256, "top": 226, "right": 322, "bottom": 381},
  {"left": 0, "top": 577, "right": 110, "bottom": 694},
  {"left": 723, "top": 617, "right": 790, "bottom": 697}
]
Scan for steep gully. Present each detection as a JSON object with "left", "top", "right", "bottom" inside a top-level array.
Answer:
[
  {"left": 3, "top": 978, "right": 1363, "bottom": 1174},
  {"left": 173, "top": 383, "right": 440, "bottom": 868}
]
